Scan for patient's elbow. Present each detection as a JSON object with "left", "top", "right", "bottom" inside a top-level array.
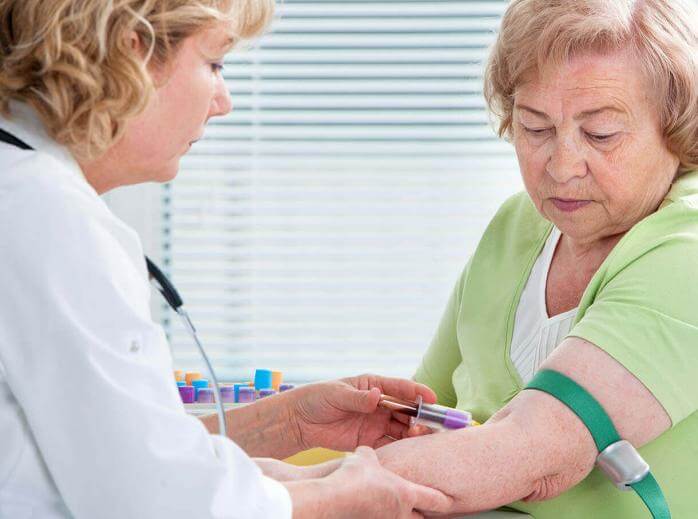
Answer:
[{"left": 524, "top": 472, "right": 575, "bottom": 502}]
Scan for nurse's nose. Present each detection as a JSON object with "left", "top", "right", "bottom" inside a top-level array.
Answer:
[{"left": 209, "top": 78, "right": 233, "bottom": 118}]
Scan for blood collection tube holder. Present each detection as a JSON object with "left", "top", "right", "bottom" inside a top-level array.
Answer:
[{"left": 410, "top": 395, "right": 472, "bottom": 431}]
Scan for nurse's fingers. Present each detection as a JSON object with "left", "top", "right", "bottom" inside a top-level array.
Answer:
[
  {"left": 374, "top": 418, "right": 435, "bottom": 448},
  {"left": 407, "top": 424, "right": 435, "bottom": 437},
  {"left": 386, "top": 418, "right": 434, "bottom": 439},
  {"left": 343, "top": 374, "right": 437, "bottom": 405},
  {"left": 392, "top": 409, "right": 411, "bottom": 425},
  {"left": 373, "top": 376, "right": 438, "bottom": 405},
  {"left": 384, "top": 418, "right": 413, "bottom": 441},
  {"left": 407, "top": 480, "right": 453, "bottom": 516}
]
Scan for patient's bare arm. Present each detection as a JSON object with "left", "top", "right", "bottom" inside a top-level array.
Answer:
[{"left": 377, "top": 337, "right": 671, "bottom": 514}]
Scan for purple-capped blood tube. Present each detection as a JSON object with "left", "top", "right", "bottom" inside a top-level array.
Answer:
[
  {"left": 279, "top": 383, "right": 295, "bottom": 392},
  {"left": 379, "top": 393, "right": 476, "bottom": 432},
  {"left": 197, "top": 388, "right": 215, "bottom": 403},
  {"left": 238, "top": 387, "right": 255, "bottom": 403},
  {"left": 179, "top": 385, "right": 195, "bottom": 404},
  {"left": 416, "top": 403, "right": 471, "bottom": 430},
  {"left": 441, "top": 408, "right": 472, "bottom": 429},
  {"left": 220, "top": 386, "right": 235, "bottom": 403},
  {"left": 258, "top": 389, "right": 276, "bottom": 398},
  {"left": 191, "top": 379, "right": 209, "bottom": 400}
]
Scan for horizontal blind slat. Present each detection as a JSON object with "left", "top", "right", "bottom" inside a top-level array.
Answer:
[{"left": 162, "top": 1, "right": 519, "bottom": 382}]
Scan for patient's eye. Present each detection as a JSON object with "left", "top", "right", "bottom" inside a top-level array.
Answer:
[
  {"left": 585, "top": 132, "right": 618, "bottom": 144},
  {"left": 522, "top": 125, "right": 553, "bottom": 138}
]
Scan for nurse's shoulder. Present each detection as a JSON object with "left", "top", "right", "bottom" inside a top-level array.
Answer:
[{"left": 0, "top": 140, "right": 150, "bottom": 300}]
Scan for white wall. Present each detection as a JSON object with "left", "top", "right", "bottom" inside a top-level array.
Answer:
[{"left": 102, "top": 182, "right": 165, "bottom": 321}]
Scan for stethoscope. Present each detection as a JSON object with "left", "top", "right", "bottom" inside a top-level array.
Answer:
[
  {"left": 0, "top": 128, "right": 232, "bottom": 435},
  {"left": 146, "top": 257, "right": 228, "bottom": 437}
]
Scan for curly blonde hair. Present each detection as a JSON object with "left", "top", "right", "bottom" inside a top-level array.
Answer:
[
  {"left": 484, "top": 0, "right": 698, "bottom": 174},
  {"left": 0, "top": 0, "right": 274, "bottom": 160}
]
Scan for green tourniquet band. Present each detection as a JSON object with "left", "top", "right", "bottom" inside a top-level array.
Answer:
[
  {"left": 632, "top": 473, "right": 671, "bottom": 519},
  {"left": 525, "top": 369, "right": 671, "bottom": 519},
  {"left": 526, "top": 370, "right": 619, "bottom": 452}
]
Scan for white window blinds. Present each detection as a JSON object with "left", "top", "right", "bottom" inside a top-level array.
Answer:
[{"left": 162, "top": 0, "right": 522, "bottom": 383}]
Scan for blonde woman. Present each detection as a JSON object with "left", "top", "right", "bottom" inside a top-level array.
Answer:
[
  {"left": 0, "top": 1, "right": 451, "bottom": 518},
  {"left": 376, "top": 0, "right": 698, "bottom": 518}
]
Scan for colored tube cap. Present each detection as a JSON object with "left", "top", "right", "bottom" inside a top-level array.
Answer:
[
  {"left": 238, "top": 387, "right": 256, "bottom": 403},
  {"left": 254, "top": 369, "right": 273, "bottom": 391},
  {"left": 179, "top": 386, "right": 195, "bottom": 404},
  {"left": 176, "top": 381, "right": 186, "bottom": 387},
  {"left": 279, "top": 383, "right": 295, "bottom": 392},
  {"left": 233, "top": 383, "right": 248, "bottom": 403},
  {"left": 271, "top": 371, "right": 283, "bottom": 391},
  {"left": 192, "top": 379, "right": 209, "bottom": 399},
  {"left": 442, "top": 409, "right": 472, "bottom": 430},
  {"left": 220, "top": 386, "right": 236, "bottom": 403},
  {"left": 197, "top": 388, "right": 215, "bottom": 403},
  {"left": 174, "top": 370, "right": 184, "bottom": 382},
  {"left": 258, "top": 389, "right": 277, "bottom": 398},
  {"left": 185, "top": 372, "right": 202, "bottom": 386}
]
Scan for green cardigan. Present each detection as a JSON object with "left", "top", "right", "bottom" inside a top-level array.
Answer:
[{"left": 415, "top": 171, "right": 698, "bottom": 518}]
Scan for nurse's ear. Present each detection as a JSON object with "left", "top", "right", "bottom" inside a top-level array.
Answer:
[
  {"left": 124, "top": 28, "right": 181, "bottom": 88},
  {"left": 122, "top": 30, "right": 147, "bottom": 58}
]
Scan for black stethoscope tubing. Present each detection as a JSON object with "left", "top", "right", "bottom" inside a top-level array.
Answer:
[{"left": 145, "top": 258, "right": 228, "bottom": 436}]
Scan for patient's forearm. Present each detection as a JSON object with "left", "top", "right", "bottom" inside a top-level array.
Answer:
[
  {"left": 377, "top": 421, "right": 530, "bottom": 513},
  {"left": 377, "top": 414, "right": 588, "bottom": 514}
]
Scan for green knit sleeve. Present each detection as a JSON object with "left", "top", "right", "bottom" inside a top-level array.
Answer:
[
  {"left": 414, "top": 260, "right": 470, "bottom": 407},
  {"left": 569, "top": 203, "right": 698, "bottom": 426}
]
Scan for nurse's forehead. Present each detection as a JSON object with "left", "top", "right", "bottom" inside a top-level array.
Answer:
[{"left": 194, "top": 24, "right": 237, "bottom": 55}]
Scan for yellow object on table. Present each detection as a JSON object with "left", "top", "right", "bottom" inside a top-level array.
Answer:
[{"left": 284, "top": 448, "right": 346, "bottom": 466}]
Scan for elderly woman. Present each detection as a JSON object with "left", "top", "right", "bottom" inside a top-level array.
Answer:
[
  {"left": 376, "top": 0, "right": 698, "bottom": 518},
  {"left": 0, "top": 1, "right": 451, "bottom": 518}
]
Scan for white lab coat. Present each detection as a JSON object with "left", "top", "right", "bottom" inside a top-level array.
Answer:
[{"left": 0, "top": 103, "right": 292, "bottom": 518}]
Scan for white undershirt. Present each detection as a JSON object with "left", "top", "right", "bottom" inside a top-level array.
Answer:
[{"left": 510, "top": 227, "right": 579, "bottom": 384}]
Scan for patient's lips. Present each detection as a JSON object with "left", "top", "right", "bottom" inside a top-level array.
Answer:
[{"left": 551, "top": 197, "right": 591, "bottom": 212}]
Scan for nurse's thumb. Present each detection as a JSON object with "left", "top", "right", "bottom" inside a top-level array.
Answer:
[{"left": 407, "top": 480, "right": 454, "bottom": 515}]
